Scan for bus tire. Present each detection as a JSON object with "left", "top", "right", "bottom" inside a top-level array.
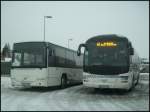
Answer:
[
  {"left": 61, "top": 75, "right": 67, "bottom": 89},
  {"left": 135, "top": 74, "right": 140, "bottom": 86}
]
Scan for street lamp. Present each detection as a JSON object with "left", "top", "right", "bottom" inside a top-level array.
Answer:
[
  {"left": 44, "top": 16, "right": 52, "bottom": 41},
  {"left": 68, "top": 38, "right": 73, "bottom": 49}
]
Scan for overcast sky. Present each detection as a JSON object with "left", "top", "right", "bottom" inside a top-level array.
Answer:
[{"left": 1, "top": 1, "right": 149, "bottom": 58}]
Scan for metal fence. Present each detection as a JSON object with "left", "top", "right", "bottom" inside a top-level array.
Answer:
[{"left": 1, "top": 62, "right": 11, "bottom": 76}]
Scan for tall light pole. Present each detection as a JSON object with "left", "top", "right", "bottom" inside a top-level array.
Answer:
[
  {"left": 68, "top": 38, "right": 73, "bottom": 49},
  {"left": 44, "top": 16, "right": 52, "bottom": 41}
]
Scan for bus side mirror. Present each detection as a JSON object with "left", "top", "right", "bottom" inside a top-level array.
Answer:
[
  {"left": 130, "top": 47, "right": 134, "bottom": 55},
  {"left": 77, "top": 43, "right": 86, "bottom": 56}
]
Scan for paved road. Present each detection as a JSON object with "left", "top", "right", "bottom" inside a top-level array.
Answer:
[{"left": 1, "top": 73, "right": 149, "bottom": 111}]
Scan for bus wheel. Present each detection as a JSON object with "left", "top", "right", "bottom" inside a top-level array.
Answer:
[
  {"left": 135, "top": 74, "right": 140, "bottom": 86},
  {"left": 61, "top": 75, "right": 67, "bottom": 89}
]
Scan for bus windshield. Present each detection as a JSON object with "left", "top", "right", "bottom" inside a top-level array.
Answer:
[
  {"left": 12, "top": 46, "right": 46, "bottom": 68},
  {"left": 89, "top": 42, "right": 128, "bottom": 66},
  {"left": 84, "top": 40, "right": 129, "bottom": 74}
]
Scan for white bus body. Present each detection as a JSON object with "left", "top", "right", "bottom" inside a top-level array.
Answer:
[
  {"left": 11, "top": 42, "right": 83, "bottom": 88},
  {"left": 77, "top": 34, "right": 141, "bottom": 90},
  {"left": 11, "top": 68, "right": 83, "bottom": 87}
]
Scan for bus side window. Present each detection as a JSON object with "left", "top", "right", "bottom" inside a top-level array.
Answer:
[
  {"left": 49, "top": 50, "right": 52, "bottom": 56},
  {"left": 52, "top": 50, "right": 55, "bottom": 56},
  {"left": 48, "top": 49, "right": 55, "bottom": 66},
  {"left": 49, "top": 49, "right": 55, "bottom": 56}
]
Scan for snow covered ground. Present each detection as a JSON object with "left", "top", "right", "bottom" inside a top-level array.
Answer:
[{"left": 1, "top": 73, "right": 149, "bottom": 111}]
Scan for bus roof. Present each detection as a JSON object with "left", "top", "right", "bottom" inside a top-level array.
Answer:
[
  {"left": 13, "top": 41, "right": 79, "bottom": 54},
  {"left": 86, "top": 34, "right": 128, "bottom": 43}
]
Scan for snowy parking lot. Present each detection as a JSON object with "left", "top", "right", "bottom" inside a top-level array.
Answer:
[{"left": 1, "top": 73, "right": 149, "bottom": 111}]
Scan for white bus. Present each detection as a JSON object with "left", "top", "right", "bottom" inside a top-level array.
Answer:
[
  {"left": 11, "top": 41, "right": 83, "bottom": 88},
  {"left": 77, "top": 34, "right": 141, "bottom": 91}
]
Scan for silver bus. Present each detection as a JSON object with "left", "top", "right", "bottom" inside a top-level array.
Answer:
[
  {"left": 11, "top": 41, "right": 83, "bottom": 88},
  {"left": 77, "top": 34, "right": 141, "bottom": 91}
]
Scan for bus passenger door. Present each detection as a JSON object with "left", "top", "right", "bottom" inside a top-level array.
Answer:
[{"left": 48, "top": 49, "right": 55, "bottom": 75}]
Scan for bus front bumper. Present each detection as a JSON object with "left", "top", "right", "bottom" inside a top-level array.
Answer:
[
  {"left": 83, "top": 78, "right": 131, "bottom": 90},
  {"left": 11, "top": 78, "right": 48, "bottom": 88}
]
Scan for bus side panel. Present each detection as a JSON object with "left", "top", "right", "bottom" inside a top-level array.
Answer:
[
  {"left": 47, "top": 67, "right": 83, "bottom": 86},
  {"left": 130, "top": 50, "right": 141, "bottom": 83},
  {"left": 72, "top": 68, "right": 83, "bottom": 82}
]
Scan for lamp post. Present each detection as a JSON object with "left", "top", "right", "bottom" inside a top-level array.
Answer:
[
  {"left": 44, "top": 16, "right": 52, "bottom": 41},
  {"left": 68, "top": 38, "right": 73, "bottom": 49}
]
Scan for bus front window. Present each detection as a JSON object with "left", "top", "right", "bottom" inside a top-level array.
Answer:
[
  {"left": 88, "top": 41, "right": 128, "bottom": 66},
  {"left": 85, "top": 41, "right": 129, "bottom": 74},
  {"left": 12, "top": 52, "right": 21, "bottom": 66},
  {"left": 23, "top": 52, "right": 44, "bottom": 66},
  {"left": 12, "top": 50, "right": 46, "bottom": 68}
]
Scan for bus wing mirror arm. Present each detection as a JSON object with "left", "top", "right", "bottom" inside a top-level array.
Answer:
[{"left": 77, "top": 43, "right": 86, "bottom": 56}]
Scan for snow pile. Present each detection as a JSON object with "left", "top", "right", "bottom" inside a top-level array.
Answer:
[{"left": 1, "top": 74, "right": 149, "bottom": 111}]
